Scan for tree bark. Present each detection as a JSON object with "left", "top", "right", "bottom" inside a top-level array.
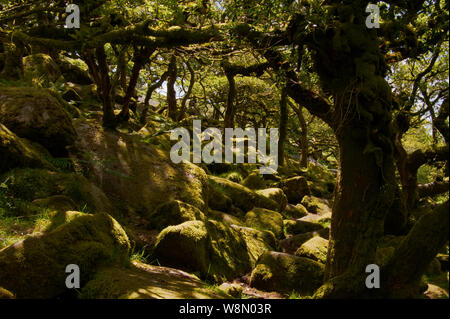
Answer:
[
  {"left": 278, "top": 87, "right": 288, "bottom": 166},
  {"left": 224, "top": 72, "right": 236, "bottom": 128},
  {"left": 167, "top": 54, "right": 178, "bottom": 121}
]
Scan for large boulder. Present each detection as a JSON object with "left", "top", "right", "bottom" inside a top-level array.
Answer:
[
  {"left": 79, "top": 261, "right": 229, "bottom": 299},
  {"left": 0, "top": 86, "right": 76, "bottom": 156},
  {"left": 304, "top": 162, "right": 336, "bottom": 198},
  {"left": 0, "top": 287, "right": 14, "bottom": 299},
  {"left": 208, "top": 175, "right": 278, "bottom": 212},
  {"left": 300, "top": 196, "right": 332, "bottom": 216},
  {"left": 147, "top": 200, "right": 205, "bottom": 231},
  {"left": 295, "top": 236, "right": 329, "bottom": 264},
  {"left": 3, "top": 168, "right": 113, "bottom": 214},
  {"left": 283, "top": 203, "right": 308, "bottom": 219},
  {"left": 207, "top": 183, "right": 232, "bottom": 212},
  {"left": 250, "top": 251, "right": 324, "bottom": 295},
  {"left": 0, "top": 212, "right": 130, "bottom": 298},
  {"left": 278, "top": 176, "right": 310, "bottom": 204},
  {"left": 280, "top": 228, "right": 330, "bottom": 254},
  {"left": 255, "top": 188, "right": 287, "bottom": 213},
  {"left": 284, "top": 219, "right": 324, "bottom": 236},
  {"left": 245, "top": 208, "right": 284, "bottom": 239},
  {"left": 0, "top": 123, "right": 53, "bottom": 173},
  {"left": 71, "top": 120, "right": 209, "bottom": 214},
  {"left": 241, "top": 171, "right": 266, "bottom": 190},
  {"left": 152, "top": 220, "right": 276, "bottom": 282}
]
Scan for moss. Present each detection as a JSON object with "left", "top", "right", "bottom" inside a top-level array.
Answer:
[
  {"left": 245, "top": 208, "right": 284, "bottom": 239},
  {"left": 300, "top": 196, "right": 332, "bottom": 215},
  {"left": 284, "top": 219, "right": 324, "bottom": 236},
  {"left": 283, "top": 203, "right": 308, "bottom": 219},
  {"left": 255, "top": 188, "right": 287, "bottom": 213},
  {"left": 207, "top": 183, "right": 233, "bottom": 212},
  {"left": 152, "top": 220, "right": 276, "bottom": 283},
  {"left": 147, "top": 200, "right": 206, "bottom": 231},
  {"left": 233, "top": 225, "right": 278, "bottom": 266},
  {"left": 0, "top": 212, "right": 130, "bottom": 298},
  {"left": 208, "top": 175, "right": 278, "bottom": 212},
  {"left": 241, "top": 172, "right": 266, "bottom": 190},
  {"left": 79, "top": 261, "right": 227, "bottom": 299},
  {"left": 208, "top": 210, "right": 244, "bottom": 226},
  {"left": 0, "top": 85, "right": 76, "bottom": 156},
  {"left": 295, "top": 236, "right": 329, "bottom": 264},
  {"left": 0, "top": 123, "right": 54, "bottom": 174},
  {"left": 279, "top": 176, "right": 310, "bottom": 204},
  {"left": 221, "top": 171, "right": 243, "bottom": 183},
  {"left": 3, "top": 168, "right": 113, "bottom": 214},
  {"left": 303, "top": 162, "right": 336, "bottom": 198},
  {"left": 250, "top": 251, "right": 324, "bottom": 295},
  {"left": 22, "top": 54, "right": 62, "bottom": 87}
]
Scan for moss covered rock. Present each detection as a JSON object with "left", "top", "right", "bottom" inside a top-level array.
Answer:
[
  {"left": 147, "top": 200, "right": 206, "bottom": 231},
  {"left": 283, "top": 203, "right": 308, "bottom": 219},
  {"left": 32, "top": 195, "right": 77, "bottom": 213},
  {"left": 245, "top": 208, "right": 284, "bottom": 239},
  {"left": 232, "top": 225, "right": 278, "bottom": 265},
  {"left": 241, "top": 171, "right": 266, "bottom": 190},
  {"left": 278, "top": 176, "right": 310, "bottom": 204},
  {"left": 79, "top": 261, "right": 228, "bottom": 299},
  {"left": 255, "top": 188, "right": 287, "bottom": 213},
  {"left": 207, "top": 183, "right": 233, "bottom": 212},
  {"left": 209, "top": 210, "right": 244, "bottom": 226},
  {"left": 280, "top": 228, "right": 330, "bottom": 254},
  {"left": 208, "top": 175, "right": 278, "bottom": 212},
  {"left": 295, "top": 236, "right": 329, "bottom": 264},
  {"left": 152, "top": 220, "right": 276, "bottom": 282},
  {"left": 0, "top": 86, "right": 76, "bottom": 156},
  {"left": 300, "top": 196, "right": 332, "bottom": 216},
  {"left": 0, "top": 123, "right": 54, "bottom": 173},
  {"left": 23, "top": 54, "right": 62, "bottom": 86},
  {"left": 284, "top": 219, "right": 324, "bottom": 236},
  {"left": 3, "top": 168, "right": 113, "bottom": 214},
  {"left": 250, "top": 251, "right": 324, "bottom": 295},
  {"left": 72, "top": 119, "right": 209, "bottom": 214},
  {"left": 0, "top": 212, "right": 130, "bottom": 298}
]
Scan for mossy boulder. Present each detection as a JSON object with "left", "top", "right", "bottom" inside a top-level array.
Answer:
[
  {"left": 283, "top": 203, "right": 308, "bottom": 219},
  {"left": 250, "top": 251, "right": 324, "bottom": 295},
  {"left": 300, "top": 196, "right": 332, "bottom": 215},
  {"left": 0, "top": 287, "right": 14, "bottom": 299},
  {"left": 208, "top": 175, "right": 278, "bottom": 212},
  {"left": 23, "top": 54, "right": 62, "bottom": 86},
  {"left": 209, "top": 210, "right": 244, "bottom": 226},
  {"left": 255, "top": 188, "right": 287, "bottom": 213},
  {"left": 278, "top": 176, "right": 310, "bottom": 204},
  {"left": 72, "top": 119, "right": 209, "bottom": 214},
  {"left": 295, "top": 236, "right": 329, "bottom": 264},
  {"left": 232, "top": 225, "right": 278, "bottom": 265},
  {"left": 152, "top": 220, "right": 276, "bottom": 282},
  {"left": 147, "top": 200, "right": 206, "bottom": 231},
  {"left": 0, "top": 212, "right": 130, "bottom": 298},
  {"left": 284, "top": 219, "right": 324, "bottom": 236},
  {"left": 3, "top": 168, "right": 113, "bottom": 214},
  {"left": 32, "top": 195, "right": 77, "bottom": 214},
  {"left": 245, "top": 208, "right": 284, "bottom": 239},
  {"left": 241, "top": 171, "right": 266, "bottom": 190},
  {"left": 280, "top": 228, "right": 330, "bottom": 254},
  {"left": 57, "top": 56, "right": 92, "bottom": 85},
  {"left": 79, "top": 261, "right": 228, "bottom": 299},
  {"left": 0, "top": 123, "right": 54, "bottom": 173},
  {"left": 207, "top": 183, "right": 233, "bottom": 212},
  {"left": 0, "top": 86, "right": 76, "bottom": 156}
]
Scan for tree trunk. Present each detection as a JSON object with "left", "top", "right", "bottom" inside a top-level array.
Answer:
[
  {"left": 141, "top": 71, "right": 169, "bottom": 124},
  {"left": 278, "top": 87, "right": 288, "bottom": 166},
  {"left": 224, "top": 72, "right": 236, "bottom": 128},
  {"left": 95, "top": 46, "right": 116, "bottom": 129},
  {"left": 167, "top": 54, "right": 178, "bottom": 121},
  {"left": 325, "top": 122, "right": 398, "bottom": 282}
]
